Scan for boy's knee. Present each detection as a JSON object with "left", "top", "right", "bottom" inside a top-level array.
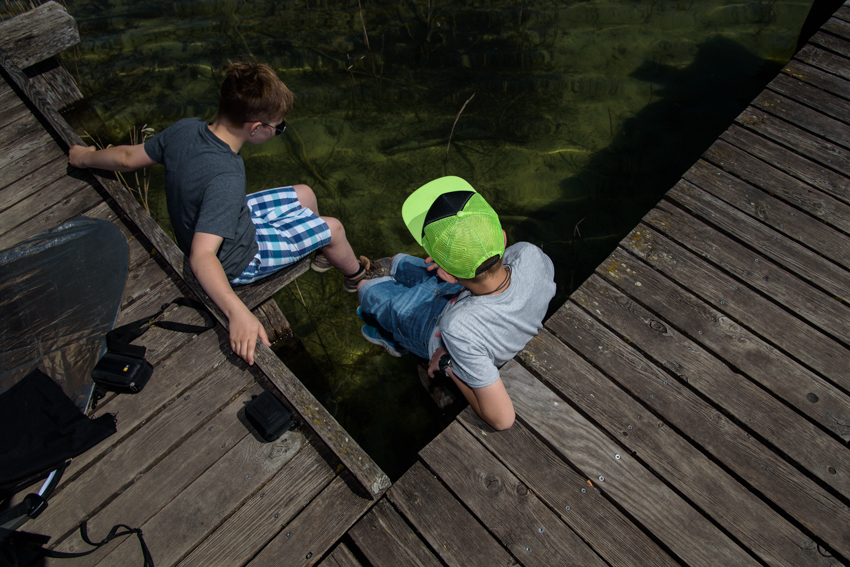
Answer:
[
  {"left": 294, "top": 184, "right": 317, "bottom": 210},
  {"left": 293, "top": 183, "right": 314, "bottom": 197},
  {"left": 323, "top": 216, "right": 345, "bottom": 238}
]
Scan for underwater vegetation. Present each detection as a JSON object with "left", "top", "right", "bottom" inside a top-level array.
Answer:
[{"left": 44, "top": 0, "right": 816, "bottom": 478}]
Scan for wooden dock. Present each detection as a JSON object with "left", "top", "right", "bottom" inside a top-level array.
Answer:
[
  {"left": 341, "top": 5, "right": 850, "bottom": 567},
  {"left": 2, "top": 1, "right": 850, "bottom": 566}
]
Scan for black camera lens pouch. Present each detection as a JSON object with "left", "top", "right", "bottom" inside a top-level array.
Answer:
[{"left": 245, "top": 392, "right": 294, "bottom": 442}]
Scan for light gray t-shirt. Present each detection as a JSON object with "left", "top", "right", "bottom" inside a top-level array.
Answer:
[
  {"left": 144, "top": 117, "right": 258, "bottom": 279},
  {"left": 428, "top": 242, "right": 556, "bottom": 389}
]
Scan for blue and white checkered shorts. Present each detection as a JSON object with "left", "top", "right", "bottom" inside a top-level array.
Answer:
[{"left": 230, "top": 186, "right": 331, "bottom": 285}]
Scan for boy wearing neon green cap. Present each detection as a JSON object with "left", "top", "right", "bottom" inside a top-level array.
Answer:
[{"left": 357, "top": 176, "right": 556, "bottom": 430}]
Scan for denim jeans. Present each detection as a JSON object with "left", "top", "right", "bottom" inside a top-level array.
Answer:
[{"left": 358, "top": 254, "right": 464, "bottom": 359}]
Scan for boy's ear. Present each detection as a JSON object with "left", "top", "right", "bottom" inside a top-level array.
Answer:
[
  {"left": 503, "top": 229, "right": 507, "bottom": 247},
  {"left": 436, "top": 266, "right": 458, "bottom": 284}
]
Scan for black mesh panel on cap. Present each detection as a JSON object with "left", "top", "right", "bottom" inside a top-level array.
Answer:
[{"left": 422, "top": 191, "right": 475, "bottom": 237}]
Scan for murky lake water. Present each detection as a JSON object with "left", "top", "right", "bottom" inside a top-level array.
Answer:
[{"left": 48, "top": 0, "right": 817, "bottom": 478}]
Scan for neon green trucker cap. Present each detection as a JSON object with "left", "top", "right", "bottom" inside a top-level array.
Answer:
[{"left": 402, "top": 176, "right": 504, "bottom": 279}]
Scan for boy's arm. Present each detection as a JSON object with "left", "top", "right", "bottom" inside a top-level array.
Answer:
[
  {"left": 428, "top": 347, "right": 515, "bottom": 430},
  {"left": 190, "top": 232, "right": 270, "bottom": 366},
  {"left": 69, "top": 143, "right": 157, "bottom": 171}
]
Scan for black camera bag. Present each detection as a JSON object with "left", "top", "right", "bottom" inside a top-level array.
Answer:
[{"left": 91, "top": 298, "right": 213, "bottom": 400}]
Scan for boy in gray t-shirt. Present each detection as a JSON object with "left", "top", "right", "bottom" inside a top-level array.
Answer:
[
  {"left": 70, "top": 62, "right": 386, "bottom": 365},
  {"left": 356, "top": 176, "right": 556, "bottom": 430}
]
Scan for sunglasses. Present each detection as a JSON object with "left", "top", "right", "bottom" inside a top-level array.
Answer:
[{"left": 254, "top": 120, "right": 287, "bottom": 136}]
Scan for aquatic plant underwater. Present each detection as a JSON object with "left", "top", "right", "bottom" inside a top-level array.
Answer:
[{"left": 39, "top": 0, "right": 816, "bottom": 477}]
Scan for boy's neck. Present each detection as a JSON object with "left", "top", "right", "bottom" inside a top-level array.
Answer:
[
  {"left": 208, "top": 117, "right": 247, "bottom": 154},
  {"left": 463, "top": 266, "right": 511, "bottom": 297}
]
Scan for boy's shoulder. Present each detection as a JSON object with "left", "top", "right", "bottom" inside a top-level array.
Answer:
[{"left": 504, "top": 241, "right": 554, "bottom": 273}]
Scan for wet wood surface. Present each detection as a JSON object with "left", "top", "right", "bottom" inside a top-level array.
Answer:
[{"left": 346, "top": 6, "right": 850, "bottom": 567}]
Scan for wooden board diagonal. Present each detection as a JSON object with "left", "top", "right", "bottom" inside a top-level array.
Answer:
[
  {"left": 420, "top": 422, "right": 608, "bottom": 567},
  {"left": 453, "top": 410, "right": 681, "bottom": 567},
  {"left": 499, "top": 362, "right": 759, "bottom": 567}
]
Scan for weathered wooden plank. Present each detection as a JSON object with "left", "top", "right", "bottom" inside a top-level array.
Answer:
[
  {"left": 60, "top": 329, "right": 231, "bottom": 483},
  {"left": 421, "top": 423, "right": 607, "bottom": 567},
  {"left": 624, "top": 221, "right": 850, "bottom": 392},
  {"left": 643, "top": 203, "right": 850, "bottom": 350},
  {"left": 48, "top": 383, "right": 265, "bottom": 565},
  {"left": 795, "top": 43, "right": 850, "bottom": 82},
  {"left": 29, "top": 362, "right": 253, "bottom": 540},
  {"left": 0, "top": 90, "right": 30, "bottom": 131},
  {"left": 667, "top": 180, "right": 850, "bottom": 302},
  {"left": 519, "top": 327, "right": 846, "bottom": 566},
  {"left": 826, "top": 13, "right": 850, "bottom": 35},
  {"left": 574, "top": 264, "right": 850, "bottom": 493},
  {"left": 499, "top": 362, "right": 758, "bottom": 567},
  {"left": 598, "top": 246, "right": 850, "bottom": 443},
  {"left": 0, "top": 175, "right": 89, "bottom": 238},
  {"left": 0, "top": 47, "right": 389, "bottom": 498},
  {"left": 120, "top": 256, "right": 172, "bottom": 309},
  {"left": 0, "top": 110, "right": 42, "bottom": 161},
  {"left": 253, "top": 297, "right": 293, "bottom": 345},
  {"left": 455, "top": 410, "right": 680, "bottom": 567},
  {"left": 319, "top": 544, "right": 362, "bottom": 567},
  {"left": 177, "top": 442, "right": 335, "bottom": 567},
  {"left": 768, "top": 72, "right": 850, "bottom": 125},
  {"left": 348, "top": 499, "right": 443, "bottom": 567},
  {"left": 0, "top": 154, "right": 68, "bottom": 213},
  {"left": 753, "top": 90, "right": 850, "bottom": 150},
  {"left": 720, "top": 124, "right": 850, "bottom": 207},
  {"left": 0, "top": 79, "right": 17, "bottom": 105},
  {"left": 0, "top": 2, "right": 79, "bottom": 68},
  {"left": 246, "top": 474, "right": 373, "bottom": 567},
  {"left": 0, "top": 184, "right": 103, "bottom": 250},
  {"left": 28, "top": 61, "right": 84, "bottom": 111},
  {"left": 685, "top": 158, "right": 850, "bottom": 271},
  {"left": 810, "top": 28, "right": 850, "bottom": 58},
  {"left": 838, "top": 4, "right": 850, "bottom": 23},
  {"left": 539, "top": 303, "right": 842, "bottom": 566},
  {"left": 388, "top": 462, "right": 519, "bottom": 567},
  {"left": 0, "top": 130, "right": 59, "bottom": 189},
  {"left": 701, "top": 141, "right": 850, "bottom": 236},
  {"left": 113, "top": 275, "right": 181, "bottom": 328},
  {"left": 782, "top": 59, "right": 850, "bottom": 101},
  {"left": 98, "top": 425, "right": 311, "bottom": 567}
]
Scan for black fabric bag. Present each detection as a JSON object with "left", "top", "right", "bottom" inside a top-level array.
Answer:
[
  {"left": 91, "top": 297, "right": 213, "bottom": 401},
  {"left": 245, "top": 392, "right": 294, "bottom": 442},
  {"left": 0, "top": 369, "right": 116, "bottom": 489}
]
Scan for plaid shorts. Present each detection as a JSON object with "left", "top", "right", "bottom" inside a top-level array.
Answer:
[{"left": 230, "top": 186, "right": 331, "bottom": 285}]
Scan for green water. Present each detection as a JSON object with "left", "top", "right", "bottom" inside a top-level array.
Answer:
[{"left": 47, "top": 0, "right": 817, "bottom": 478}]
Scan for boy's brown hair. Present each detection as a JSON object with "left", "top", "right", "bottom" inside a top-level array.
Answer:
[{"left": 217, "top": 61, "right": 294, "bottom": 126}]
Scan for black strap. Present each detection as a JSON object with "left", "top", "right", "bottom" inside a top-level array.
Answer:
[
  {"left": 0, "top": 521, "right": 154, "bottom": 567},
  {"left": 106, "top": 297, "right": 214, "bottom": 358}
]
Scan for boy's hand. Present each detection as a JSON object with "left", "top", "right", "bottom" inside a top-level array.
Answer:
[
  {"left": 428, "top": 346, "right": 449, "bottom": 378},
  {"left": 69, "top": 145, "right": 95, "bottom": 168},
  {"left": 228, "top": 305, "right": 271, "bottom": 366}
]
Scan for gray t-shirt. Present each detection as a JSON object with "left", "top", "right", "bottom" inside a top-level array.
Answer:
[
  {"left": 428, "top": 242, "right": 556, "bottom": 389},
  {"left": 144, "top": 117, "right": 258, "bottom": 279}
]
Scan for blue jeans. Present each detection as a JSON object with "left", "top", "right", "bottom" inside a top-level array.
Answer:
[{"left": 358, "top": 254, "right": 464, "bottom": 359}]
